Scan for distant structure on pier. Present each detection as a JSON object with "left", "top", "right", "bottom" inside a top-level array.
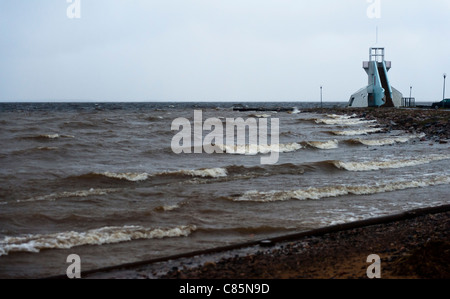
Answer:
[{"left": 348, "top": 48, "right": 403, "bottom": 108}]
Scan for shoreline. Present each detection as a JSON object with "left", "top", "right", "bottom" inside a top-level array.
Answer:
[
  {"left": 82, "top": 205, "right": 450, "bottom": 280},
  {"left": 302, "top": 107, "right": 449, "bottom": 141}
]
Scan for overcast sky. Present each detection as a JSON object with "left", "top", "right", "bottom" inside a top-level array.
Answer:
[{"left": 1, "top": 0, "right": 449, "bottom": 102}]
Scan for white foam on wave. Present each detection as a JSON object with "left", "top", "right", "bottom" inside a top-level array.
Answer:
[
  {"left": 0, "top": 225, "right": 196, "bottom": 257},
  {"left": 290, "top": 107, "right": 301, "bottom": 114},
  {"left": 305, "top": 140, "right": 339, "bottom": 150},
  {"left": 43, "top": 134, "right": 60, "bottom": 139},
  {"left": 157, "top": 204, "right": 180, "bottom": 212},
  {"left": 326, "top": 114, "right": 357, "bottom": 119},
  {"left": 100, "top": 167, "right": 228, "bottom": 181},
  {"left": 16, "top": 188, "right": 119, "bottom": 204},
  {"left": 330, "top": 128, "right": 383, "bottom": 136},
  {"left": 333, "top": 154, "right": 450, "bottom": 172},
  {"left": 173, "top": 168, "right": 228, "bottom": 178},
  {"left": 218, "top": 143, "right": 302, "bottom": 155},
  {"left": 349, "top": 133, "right": 425, "bottom": 146},
  {"left": 316, "top": 118, "right": 376, "bottom": 126},
  {"left": 102, "top": 172, "right": 150, "bottom": 182},
  {"left": 249, "top": 114, "right": 271, "bottom": 118},
  {"left": 234, "top": 175, "right": 450, "bottom": 203},
  {"left": 38, "top": 134, "right": 75, "bottom": 139}
]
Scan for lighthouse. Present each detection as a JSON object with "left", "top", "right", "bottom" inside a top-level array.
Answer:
[{"left": 348, "top": 48, "right": 403, "bottom": 107}]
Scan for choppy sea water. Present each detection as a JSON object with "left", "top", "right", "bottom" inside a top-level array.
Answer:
[{"left": 0, "top": 102, "right": 448, "bottom": 278}]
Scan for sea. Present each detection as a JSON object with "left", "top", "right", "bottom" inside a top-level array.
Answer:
[{"left": 0, "top": 102, "right": 449, "bottom": 278}]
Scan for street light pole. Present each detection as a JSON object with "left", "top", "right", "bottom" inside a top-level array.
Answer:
[
  {"left": 320, "top": 86, "right": 323, "bottom": 109},
  {"left": 410, "top": 86, "right": 412, "bottom": 99},
  {"left": 444, "top": 73, "right": 447, "bottom": 100}
]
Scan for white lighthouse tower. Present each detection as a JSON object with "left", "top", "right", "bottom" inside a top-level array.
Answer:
[{"left": 348, "top": 48, "right": 403, "bottom": 107}]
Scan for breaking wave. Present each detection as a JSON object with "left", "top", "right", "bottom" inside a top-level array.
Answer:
[
  {"left": 332, "top": 154, "right": 450, "bottom": 171},
  {"left": 81, "top": 167, "right": 229, "bottom": 182},
  {"left": 315, "top": 118, "right": 376, "bottom": 126},
  {"left": 171, "top": 168, "right": 228, "bottom": 178},
  {"left": 303, "top": 140, "right": 339, "bottom": 150},
  {"left": 101, "top": 172, "right": 150, "bottom": 182},
  {"left": 248, "top": 113, "right": 272, "bottom": 118},
  {"left": 347, "top": 134, "right": 425, "bottom": 146},
  {"left": 154, "top": 204, "right": 181, "bottom": 212},
  {"left": 0, "top": 225, "right": 197, "bottom": 256},
  {"left": 329, "top": 128, "right": 383, "bottom": 136},
  {"left": 326, "top": 114, "right": 357, "bottom": 119},
  {"left": 217, "top": 143, "right": 302, "bottom": 155},
  {"left": 234, "top": 175, "right": 450, "bottom": 202},
  {"left": 16, "top": 188, "right": 119, "bottom": 204}
]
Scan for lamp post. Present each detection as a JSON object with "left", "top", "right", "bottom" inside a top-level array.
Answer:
[
  {"left": 444, "top": 73, "right": 447, "bottom": 100},
  {"left": 320, "top": 86, "right": 323, "bottom": 109},
  {"left": 407, "top": 86, "right": 413, "bottom": 107}
]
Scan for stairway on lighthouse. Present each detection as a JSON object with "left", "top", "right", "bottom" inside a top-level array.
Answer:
[{"left": 377, "top": 63, "right": 395, "bottom": 107}]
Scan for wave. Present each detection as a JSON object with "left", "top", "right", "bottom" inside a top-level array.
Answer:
[
  {"left": 280, "top": 131, "right": 303, "bottom": 138},
  {"left": 325, "top": 114, "right": 357, "bottom": 119},
  {"left": 226, "top": 163, "right": 313, "bottom": 177},
  {"left": 171, "top": 168, "right": 228, "bottom": 178},
  {"left": 74, "top": 167, "right": 229, "bottom": 183},
  {"left": 315, "top": 118, "right": 376, "bottom": 126},
  {"left": 347, "top": 134, "right": 425, "bottom": 146},
  {"left": 248, "top": 113, "right": 272, "bottom": 118},
  {"left": 217, "top": 143, "right": 302, "bottom": 155},
  {"left": 0, "top": 225, "right": 196, "bottom": 257},
  {"left": 303, "top": 140, "right": 339, "bottom": 150},
  {"left": 145, "top": 116, "right": 164, "bottom": 122},
  {"left": 233, "top": 175, "right": 450, "bottom": 203},
  {"left": 286, "top": 107, "right": 301, "bottom": 114},
  {"left": 153, "top": 204, "right": 181, "bottom": 212},
  {"left": 16, "top": 188, "right": 119, "bottom": 204},
  {"left": 36, "top": 146, "right": 59, "bottom": 151},
  {"left": 67, "top": 154, "right": 447, "bottom": 188},
  {"left": 21, "top": 134, "right": 75, "bottom": 140},
  {"left": 332, "top": 154, "right": 450, "bottom": 172},
  {"left": 329, "top": 128, "right": 383, "bottom": 136},
  {"left": 11, "top": 146, "right": 60, "bottom": 156},
  {"left": 101, "top": 172, "right": 150, "bottom": 182}
]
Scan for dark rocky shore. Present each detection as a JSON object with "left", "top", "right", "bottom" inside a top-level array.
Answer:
[
  {"left": 305, "top": 107, "right": 450, "bottom": 141},
  {"left": 159, "top": 210, "right": 449, "bottom": 279},
  {"left": 85, "top": 208, "right": 450, "bottom": 280}
]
